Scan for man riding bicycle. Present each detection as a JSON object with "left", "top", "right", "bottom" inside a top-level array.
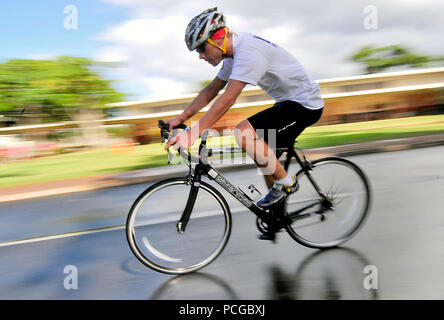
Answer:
[{"left": 166, "top": 7, "right": 324, "bottom": 211}]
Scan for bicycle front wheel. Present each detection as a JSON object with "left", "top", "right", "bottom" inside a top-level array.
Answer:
[
  {"left": 126, "top": 177, "right": 232, "bottom": 275},
  {"left": 285, "top": 157, "right": 371, "bottom": 249}
]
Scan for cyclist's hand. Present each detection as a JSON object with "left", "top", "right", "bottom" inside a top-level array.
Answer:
[
  {"left": 166, "top": 116, "right": 184, "bottom": 131},
  {"left": 165, "top": 129, "right": 197, "bottom": 151}
]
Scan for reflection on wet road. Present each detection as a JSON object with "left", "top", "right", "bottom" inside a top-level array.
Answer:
[{"left": 151, "top": 248, "right": 378, "bottom": 300}]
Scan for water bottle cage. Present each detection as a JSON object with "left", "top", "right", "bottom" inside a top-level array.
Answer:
[{"left": 248, "top": 184, "right": 262, "bottom": 196}]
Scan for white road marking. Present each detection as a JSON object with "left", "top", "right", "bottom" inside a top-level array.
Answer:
[
  {"left": 0, "top": 225, "right": 125, "bottom": 248},
  {"left": 0, "top": 207, "right": 250, "bottom": 248}
]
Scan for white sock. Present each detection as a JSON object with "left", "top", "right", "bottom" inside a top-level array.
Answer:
[{"left": 274, "top": 175, "right": 293, "bottom": 186}]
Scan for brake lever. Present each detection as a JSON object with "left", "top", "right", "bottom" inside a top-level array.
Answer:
[
  {"left": 158, "top": 120, "right": 188, "bottom": 140},
  {"left": 158, "top": 120, "right": 191, "bottom": 165}
]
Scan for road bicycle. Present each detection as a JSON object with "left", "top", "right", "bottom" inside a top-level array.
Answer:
[{"left": 126, "top": 120, "right": 371, "bottom": 275}]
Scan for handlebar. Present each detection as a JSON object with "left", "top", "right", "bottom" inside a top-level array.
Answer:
[
  {"left": 158, "top": 119, "right": 188, "bottom": 142},
  {"left": 158, "top": 119, "right": 241, "bottom": 167},
  {"left": 158, "top": 120, "right": 199, "bottom": 166}
]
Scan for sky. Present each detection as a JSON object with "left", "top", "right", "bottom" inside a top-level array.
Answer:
[{"left": 1, "top": 0, "right": 443, "bottom": 101}]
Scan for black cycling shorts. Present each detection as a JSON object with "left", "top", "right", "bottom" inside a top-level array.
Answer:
[{"left": 247, "top": 100, "right": 323, "bottom": 156}]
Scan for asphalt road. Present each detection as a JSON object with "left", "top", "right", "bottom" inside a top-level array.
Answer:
[{"left": 0, "top": 145, "right": 443, "bottom": 299}]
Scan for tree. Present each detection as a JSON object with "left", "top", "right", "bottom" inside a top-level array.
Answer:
[
  {"left": 0, "top": 57, "right": 124, "bottom": 124},
  {"left": 351, "top": 45, "right": 444, "bottom": 74}
]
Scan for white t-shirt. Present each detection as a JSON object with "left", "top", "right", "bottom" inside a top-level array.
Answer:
[{"left": 217, "top": 32, "right": 324, "bottom": 110}]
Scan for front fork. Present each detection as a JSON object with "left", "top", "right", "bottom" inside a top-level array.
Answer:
[
  {"left": 176, "top": 136, "right": 210, "bottom": 234},
  {"left": 176, "top": 172, "right": 200, "bottom": 234}
]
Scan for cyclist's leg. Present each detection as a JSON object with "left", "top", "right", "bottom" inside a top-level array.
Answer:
[
  {"left": 261, "top": 149, "right": 289, "bottom": 189},
  {"left": 236, "top": 101, "right": 323, "bottom": 207},
  {"left": 234, "top": 101, "right": 301, "bottom": 185},
  {"left": 234, "top": 119, "right": 287, "bottom": 188}
]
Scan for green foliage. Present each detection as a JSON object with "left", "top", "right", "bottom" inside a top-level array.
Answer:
[
  {"left": 351, "top": 45, "right": 444, "bottom": 74},
  {"left": 0, "top": 56, "right": 124, "bottom": 123}
]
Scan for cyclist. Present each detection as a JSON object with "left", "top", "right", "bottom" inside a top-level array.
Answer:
[{"left": 166, "top": 7, "right": 324, "bottom": 212}]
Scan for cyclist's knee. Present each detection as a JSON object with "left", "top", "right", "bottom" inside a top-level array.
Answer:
[{"left": 234, "top": 120, "right": 256, "bottom": 149}]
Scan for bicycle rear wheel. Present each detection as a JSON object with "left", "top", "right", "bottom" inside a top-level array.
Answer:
[
  {"left": 285, "top": 157, "right": 371, "bottom": 248},
  {"left": 126, "top": 177, "right": 231, "bottom": 275}
]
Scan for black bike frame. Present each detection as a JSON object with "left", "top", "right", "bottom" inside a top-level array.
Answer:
[
  {"left": 177, "top": 136, "right": 268, "bottom": 232},
  {"left": 176, "top": 139, "right": 329, "bottom": 233}
]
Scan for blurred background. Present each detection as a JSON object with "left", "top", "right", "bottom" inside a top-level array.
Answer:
[
  {"left": 1, "top": 0, "right": 444, "bottom": 301},
  {"left": 0, "top": 0, "right": 443, "bottom": 190}
]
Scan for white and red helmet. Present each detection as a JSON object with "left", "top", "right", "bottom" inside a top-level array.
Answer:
[{"left": 185, "top": 7, "right": 226, "bottom": 51}]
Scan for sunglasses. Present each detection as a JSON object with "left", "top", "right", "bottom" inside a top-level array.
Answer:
[{"left": 196, "top": 43, "right": 207, "bottom": 54}]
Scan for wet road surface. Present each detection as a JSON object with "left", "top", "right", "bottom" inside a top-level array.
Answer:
[{"left": 1, "top": 145, "right": 443, "bottom": 299}]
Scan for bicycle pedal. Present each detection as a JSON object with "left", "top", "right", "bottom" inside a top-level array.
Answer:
[{"left": 257, "top": 233, "right": 277, "bottom": 242}]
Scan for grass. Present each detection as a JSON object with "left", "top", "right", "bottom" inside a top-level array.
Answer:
[
  {"left": 296, "top": 115, "right": 444, "bottom": 149},
  {"left": 0, "top": 144, "right": 167, "bottom": 188},
  {"left": 1, "top": 114, "right": 444, "bottom": 188}
]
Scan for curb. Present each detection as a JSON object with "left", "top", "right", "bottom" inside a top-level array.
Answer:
[{"left": 1, "top": 134, "right": 444, "bottom": 203}]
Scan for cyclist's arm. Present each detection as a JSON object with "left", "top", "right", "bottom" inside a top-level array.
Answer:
[
  {"left": 179, "top": 76, "right": 227, "bottom": 123},
  {"left": 193, "top": 79, "right": 246, "bottom": 136}
]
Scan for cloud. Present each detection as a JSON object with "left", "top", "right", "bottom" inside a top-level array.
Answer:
[
  {"left": 96, "top": 0, "right": 444, "bottom": 99},
  {"left": 27, "top": 53, "right": 59, "bottom": 60},
  {"left": 95, "top": 14, "right": 215, "bottom": 97},
  {"left": 140, "top": 77, "right": 190, "bottom": 99}
]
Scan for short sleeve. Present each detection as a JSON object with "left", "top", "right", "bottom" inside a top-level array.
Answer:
[
  {"left": 217, "top": 59, "right": 233, "bottom": 82},
  {"left": 229, "top": 45, "right": 269, "bottom": 86}
]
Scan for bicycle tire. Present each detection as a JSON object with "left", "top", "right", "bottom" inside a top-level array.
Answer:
[
  {"left": 284, "top": 157, "right": 371, "bottom": 249},
  {"left": 126, "top": 177, "right": 232, "bottom": 275}
]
